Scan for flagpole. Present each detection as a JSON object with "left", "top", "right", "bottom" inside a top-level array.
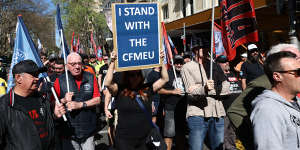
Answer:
[
  {"left": 183, "top": 23, "right": 186, "bottom": 52},
  {"left": 60, "top": 29, "right": 70, "bottom": 93},
  {"left": 209, "top": 0, "right": 215, "bottom": 80},
  {"left": 44, "top": 77, "right": 67, "bottom": 121}
]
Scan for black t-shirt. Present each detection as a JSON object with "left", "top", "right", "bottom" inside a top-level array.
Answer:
[
  {"left": 13, "top": 93, "right": 49, "bottom": 150},
  {"left": 99, "top": 64, "right": 109, "bottom": 85},
  {"left": 115, "top": 84, "right": 153, "bottom": 139},
  {"left": 161, "top": 70, "right": 185, "bottom": 110},
  {"left": 0, "top": 66, "right": 7, "bottom": 80},
  {"left": 222, "top": 72, "right": 243, "bottom": 111},
  {"left": 241, "top": 61, "right": 264, "bottom": 84}
]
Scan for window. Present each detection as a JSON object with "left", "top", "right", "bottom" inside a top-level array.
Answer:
[
  {"left": 162, "top": 5, "right": 169, "bottom": 19},
  {"left": 183, "top": 0, "right": 186, "bottom": 17}
]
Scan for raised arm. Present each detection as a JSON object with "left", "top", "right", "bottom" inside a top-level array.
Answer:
[
  {"left": 104, "top": 52, "right": 118, "bottom": 96},
  {"left": 153, "top": 50, "right": 169, "bottom": 92}
]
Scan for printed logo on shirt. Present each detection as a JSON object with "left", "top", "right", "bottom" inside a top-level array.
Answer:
[
  {"left": 83, "top": 83, "right": 91, "bottom": 91},
  {"left": 290, "top": 114, "right": 300, "bottom": 127},
  {"left": 228, "top": 77, "right": 238, "bottom": 82},
  {"left": 28, "top": 109, "right": 39, "bottom": 119}
]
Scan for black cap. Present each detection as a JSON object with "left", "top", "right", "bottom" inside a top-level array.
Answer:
[
  {"left": 183, "top": 51, "right": 192, "bottom": 59},
  {"left": 48, "top": 53, "right": 58, "bottom": 61},
  {"left": 216, "top": 55, "right": 228, "bottom": 63},
  {"left": 12, "top": 60, "right": 47, "bottom": 76},
  {"left": 90, "top": 54, "right": 96, "bottom": 58},
  {"left": 174, "top": 55, "right": 183, "bottom": 64}
]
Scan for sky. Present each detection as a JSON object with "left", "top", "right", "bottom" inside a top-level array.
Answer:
[{"left": 45, "top": 0, "right": 55, "bottom": 14}]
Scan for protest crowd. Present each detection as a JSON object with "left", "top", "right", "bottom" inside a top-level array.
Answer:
[{"left": 2, "top": 0, "right": 300, "bottom": 150}]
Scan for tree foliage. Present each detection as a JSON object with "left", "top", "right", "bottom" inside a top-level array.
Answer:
[
  {"left": 0, "top": 0, "right": 55, "bottom": 57},
  {"left": 53, "top": 0, "right": 110, "bottom": 55}
]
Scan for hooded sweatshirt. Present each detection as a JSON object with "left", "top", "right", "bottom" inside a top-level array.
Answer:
[{"left": 250, "top": 90, "right": 300, "bottom": 150}]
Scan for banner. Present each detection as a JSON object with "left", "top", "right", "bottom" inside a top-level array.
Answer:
[
  {"left": 95, "top": 46, "right": 103, "bottom": 62},
  {"left": 214, "top": 23, "right": 226, "bottom": 57},
  {"left": 91, "top": 31, "right": 97, "bottom": 53},
  {"left": 221, "top": 0, "right": 259, "bottom": 60},
  {"left": 56, "top": 4, "right": 70, "bottom": 58},
  {"left": 7, "top": 16, "right": 47, "bottom": 92},
  {"left": 112, "top": 3, "right": 161, "bottom": 71}
]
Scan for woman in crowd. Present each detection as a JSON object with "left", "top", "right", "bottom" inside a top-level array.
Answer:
[{"left": 104, "top": 51, "right": 168, "bottom": 150}]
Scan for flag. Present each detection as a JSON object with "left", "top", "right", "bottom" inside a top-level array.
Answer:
[
  {"left": 7, "top": 16, "right": 47, "bottom": 92},
  {"left": 95, "top": 46, "right": 103, "bottom": 62},
  {"left": 56, "top": 4, "right": 70, "bottom": 58},
  {"left": 161, "top": 22, "right": 178, "bottom": 66},
  {"left": 76, "top": 35, "right": 80, "bottom": 53},
  {"left": 90, "top": 31, "right": 97, "bottom": 53},
  {"left": 213, "top": 23, "right": 226, "bottom": 57},
  {"left": 71, "top": 32, "right": 76, "bottom": 52},
  {"left": 168, "top": 35, "right": 178, "bottom": 55},
  {"left": 220, "top": 0, "right": 259, "bottom": 61},
  {"left": 37, "top": 38, "right": 43, "bottom": 53}
]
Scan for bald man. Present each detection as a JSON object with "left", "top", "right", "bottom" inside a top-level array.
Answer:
[{"left": 53, "top": 52, "right": 101, "bottom": 150}]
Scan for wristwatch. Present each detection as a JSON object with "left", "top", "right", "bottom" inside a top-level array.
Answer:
[{"left": 82, "top": 102, "right": 87, "bottom": 108}]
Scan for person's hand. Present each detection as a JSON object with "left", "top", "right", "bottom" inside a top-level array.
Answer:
[
  {"left": 54, "top": 102, "right": 66, "bottom": 119},
  {"left": 105, "top": 109, "right": 113, "bottom": 118},
  {"left": 160, "top": 49, "right": 165, "bottom": 59},
  {"left": 63, "top": 92, "right": 74, "bottom": 103},
  {"left": 110, "top": 51, "right": 117, "bottom": 62},
  {"left": 206, "top": 80, "right": 214, "bottom": 91},
  {"left": 66, "top": 101, "right": 83, "bottom": 111},
  {"left": 152, "top": 103, "right": 156, "bottom": 113},
  {"left": 173, "top": 88, "right": 183, "bottom": 95},
  {"left": 43, "top": 60, "right": 49, "bottom": 66}
]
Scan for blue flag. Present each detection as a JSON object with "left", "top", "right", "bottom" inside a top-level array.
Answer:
[
  {"left": 7, "top": 16, "right": 47, "bottom": 92},
  {"left": 56, "top": 4, "right": 69, "bottom": 58}
]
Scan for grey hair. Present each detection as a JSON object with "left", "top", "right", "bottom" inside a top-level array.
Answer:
[
  {"left": 67, "top": 52, "right": 82, "bottom": 63},
  {"left": 267, "top": 43, "right": 298, "bottom": 57}
]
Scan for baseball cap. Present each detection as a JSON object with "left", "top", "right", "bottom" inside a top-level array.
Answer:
[
  {"left": 183, "top": 51, "right": 192, "bottom": 59},
  {"left": 12, "top": 60, "right": 47, "bottom": 76},
  {"left": 216, "top": 55, "right": 228, "bottom": 63},
  {"left": 90, "top": 54, "right": 96, "bottom": 58},
  {"left": 48, "top": 53, "right": 58, "bottom": 61},
  {"left": 174, "top": 55, "right": 184, "bottom": 64},
  {"left": 241, "top": 53, "right": 247, "bottom": 58},
  {"left": 248, "top": 44, "right": 258, "bottom": 52}
]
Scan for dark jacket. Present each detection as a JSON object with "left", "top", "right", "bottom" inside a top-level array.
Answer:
[
  {"left": 0, "top": 91, "right": 55, "bottom": 150},
  {"left": 227, "top": 74, "right": 271, "bottom": 150},
  {"left": 58, "top": 71, "right": 96, "bottom": 140}
]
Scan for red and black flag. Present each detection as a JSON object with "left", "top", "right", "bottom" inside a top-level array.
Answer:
[{"left": 220, "top": 0, "right": 259, "bottom": 61}]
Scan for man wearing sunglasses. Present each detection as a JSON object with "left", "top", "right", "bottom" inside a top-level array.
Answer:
[
  {"left": 0, "top": 60, "right": 66, "bottom": 150},
  {"left": 240, "top": 44, "right": 264, "bottom": 90},
  {"left": 250, "top": 51, "right": 300, "bottom": 150},
  {"left": 228, "top": 43, "right": 300, "bottom": 150}
]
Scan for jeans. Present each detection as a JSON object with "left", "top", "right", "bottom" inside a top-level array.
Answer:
[
  {"left": 187, "top": 116, "right": 224, "bottom": 150},
  {"left": 62, "top": 136, "right": 95, "bottom": 150}
]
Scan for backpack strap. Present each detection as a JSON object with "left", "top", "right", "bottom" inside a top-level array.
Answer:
[{"left": 135, "top": 95, "right": 159, "bottom": 129}]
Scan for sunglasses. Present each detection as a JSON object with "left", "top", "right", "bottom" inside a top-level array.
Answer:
[{"left": 276, "top": 68, "right": 300, "bottom": 77}]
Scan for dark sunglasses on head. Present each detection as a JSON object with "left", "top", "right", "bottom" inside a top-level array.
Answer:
[{"left": 276, "top": 68, "right": 300, "bottom": 77}]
